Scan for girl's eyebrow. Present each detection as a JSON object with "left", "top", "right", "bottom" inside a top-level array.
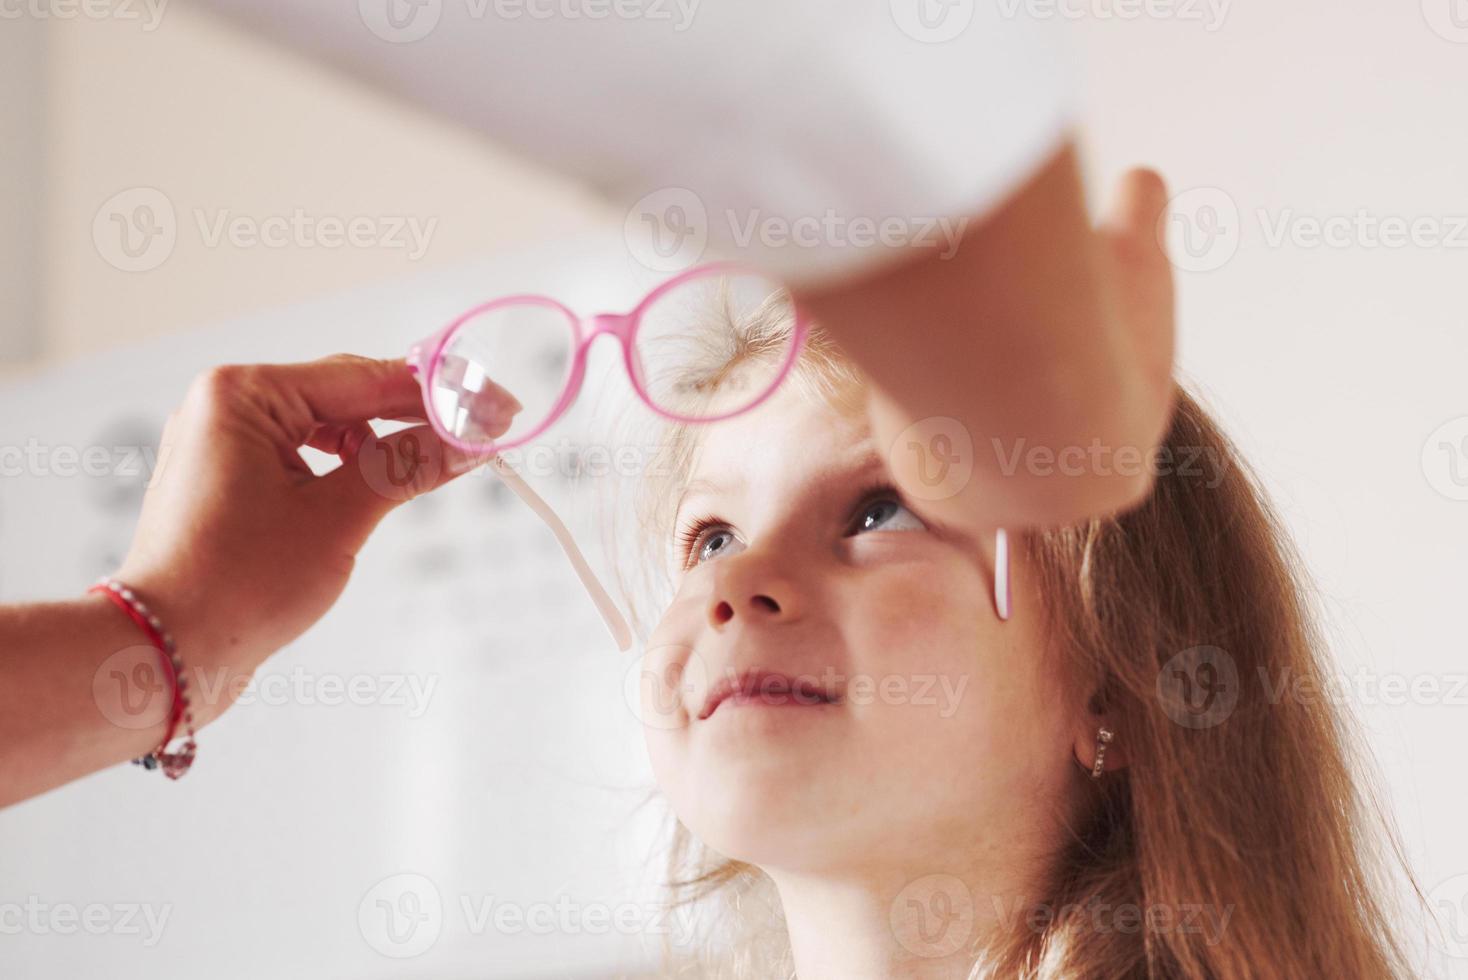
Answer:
[{"left": 674, "top": 472, "right": 746, "bottom": 523}]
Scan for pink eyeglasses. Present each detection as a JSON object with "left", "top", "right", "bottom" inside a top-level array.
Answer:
[
  {"left": 407, "top": 261, "right": 811, "bottom": 453},
  {"left": 407, "top": 263, "right": 811, "bottom": 650},
  {"left": 406, "top": 262, "right": 1011, "bottom": 649}
]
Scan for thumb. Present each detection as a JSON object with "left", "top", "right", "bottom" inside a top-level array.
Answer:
[
  {"left": 1100, "top": 167, "right": 1172, "bottom": 265},
  {"left": 1098, "top": 167, "right": 1176, "bottom": 412}
]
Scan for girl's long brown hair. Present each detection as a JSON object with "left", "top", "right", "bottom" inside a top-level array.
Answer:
[{"left": 614, "top": 305, "right": 1423, "bottom": 979}]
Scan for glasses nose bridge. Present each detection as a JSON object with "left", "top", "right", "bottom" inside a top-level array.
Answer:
[{"left": 586, "top": 311, "right": 635, "bottom": 346}]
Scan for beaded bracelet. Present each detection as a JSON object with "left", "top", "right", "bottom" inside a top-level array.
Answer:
[{"left": 89, "top": 577, "right": 198, "bottom": 779}]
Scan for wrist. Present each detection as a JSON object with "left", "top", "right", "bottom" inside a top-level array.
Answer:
[
  {"left": 105, "top": 567, "right": 261, "bottom": 729},
  {"left": 76, "top": 590, "right": 181, "bottom": 756}
]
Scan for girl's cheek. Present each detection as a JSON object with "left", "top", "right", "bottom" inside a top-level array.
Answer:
[
  {"left": 852, "top": 565, "right": 988, "bottom": 661},
  {"left": 650, "top": 572, "right": 713, "bottom": 642},
  {"left": 634, "top": 635, "right": 703, "bottom": 734}
]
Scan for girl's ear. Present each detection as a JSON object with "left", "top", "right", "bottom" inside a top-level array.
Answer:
[{"left": 1072, "top": 714, "right": 1127, "bottom": 776}]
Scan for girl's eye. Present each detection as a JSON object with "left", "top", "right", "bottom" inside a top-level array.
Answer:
[
  {"left": 850, "top": 496, "right": 926, "bottom": 535},
  {"left": 675, "top": 485, "right": 924, "bottom": 569},
  {"left": 678, "top": 520, "right": 746, "bottom": 568},
  {"left": 694, "top": 528, "right": 743, "bottom": 564}
]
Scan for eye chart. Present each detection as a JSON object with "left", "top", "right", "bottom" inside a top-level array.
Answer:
[{"left": 0, "top": 231, "right": 677, "bottom": 980}]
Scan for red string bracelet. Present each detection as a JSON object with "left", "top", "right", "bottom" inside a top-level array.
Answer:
[{"left": 89, "top": 578, "right": 197, "bottom": 779}]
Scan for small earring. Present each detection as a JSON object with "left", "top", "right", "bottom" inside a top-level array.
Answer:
[{"left": 1090, "top": 726, "right": 1114, "bottom": 779}]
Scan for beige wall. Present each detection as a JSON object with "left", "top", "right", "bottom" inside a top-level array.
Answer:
[
  {"left": 0, "top": 15, "right": 46, "bottom": 367},
  {"left": 19, "top": 2, "right": 617, "bottom": 373}
]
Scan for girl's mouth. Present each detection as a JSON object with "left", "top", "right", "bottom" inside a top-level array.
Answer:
[{"left": 698, "top": 669, "right": 841, "bottom": 720}]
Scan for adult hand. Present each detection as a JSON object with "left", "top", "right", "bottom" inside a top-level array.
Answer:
[
  {"left": 846, "top": 161, "right": 1178, "bottom": 533},
  {"left": 113, "top": 354, "right": 496, "bottom": 725}
]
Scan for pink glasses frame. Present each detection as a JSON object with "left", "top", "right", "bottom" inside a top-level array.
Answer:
[
  {"left": 405, "top": 260, "right": 813, "bottom": 454},
  {"left": 399, "top": 263, "right": 811, "bottom": 654},
  {"left": 399, "top": 263, "right": 1008, "bottom": 655}
]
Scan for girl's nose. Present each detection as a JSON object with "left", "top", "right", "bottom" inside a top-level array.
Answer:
[{"left": 706, "top": 560, "right": 802, "bottom": 629}]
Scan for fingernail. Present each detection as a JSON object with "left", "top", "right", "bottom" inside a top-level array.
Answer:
[{"left": 480, "top": 392, "right": 523, "bottom": 440}]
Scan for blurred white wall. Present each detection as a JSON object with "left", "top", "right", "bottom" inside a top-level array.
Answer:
[
  {"left": 6, "top": 2, "right": 618, "bottom": 371},
  {"left": 1, "top": 0, "right": 1466, "bottom": 976}
]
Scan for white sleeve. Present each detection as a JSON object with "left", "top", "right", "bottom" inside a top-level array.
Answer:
[{"left": 188, "top": 0, "right": 1075, "bottom": 290}]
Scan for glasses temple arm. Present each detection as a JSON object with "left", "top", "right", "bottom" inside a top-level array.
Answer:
[
  {"left": 488, "top": 453, "right": 634, "bottom": 652},
  {"left": 994, "top": 527, "right": 1011, "bottom": 622}
]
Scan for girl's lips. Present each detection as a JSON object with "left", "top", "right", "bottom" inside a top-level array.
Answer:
[{"left": 698, "top": 668, "right": 840, "bottom": 721}]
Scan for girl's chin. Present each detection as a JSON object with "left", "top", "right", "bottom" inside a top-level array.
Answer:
[{"left": 660, "top": 771, "right": 863, "bottom": 868}]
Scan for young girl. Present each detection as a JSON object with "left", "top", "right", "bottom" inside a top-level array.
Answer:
[{"left": 616, "top": 297, "right": 1422, "bottom": 978}]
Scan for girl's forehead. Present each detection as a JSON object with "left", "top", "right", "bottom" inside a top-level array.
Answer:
[
  {"left": 688, "top": 388, "right": 874, "bottom": 483},
  {"left": 677, "top": 397, "right": 885, "bottom": 531}
]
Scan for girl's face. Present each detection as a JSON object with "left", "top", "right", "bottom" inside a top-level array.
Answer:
[{"left": 642, "top": 385, "right": 1084, "bottom": 876}]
